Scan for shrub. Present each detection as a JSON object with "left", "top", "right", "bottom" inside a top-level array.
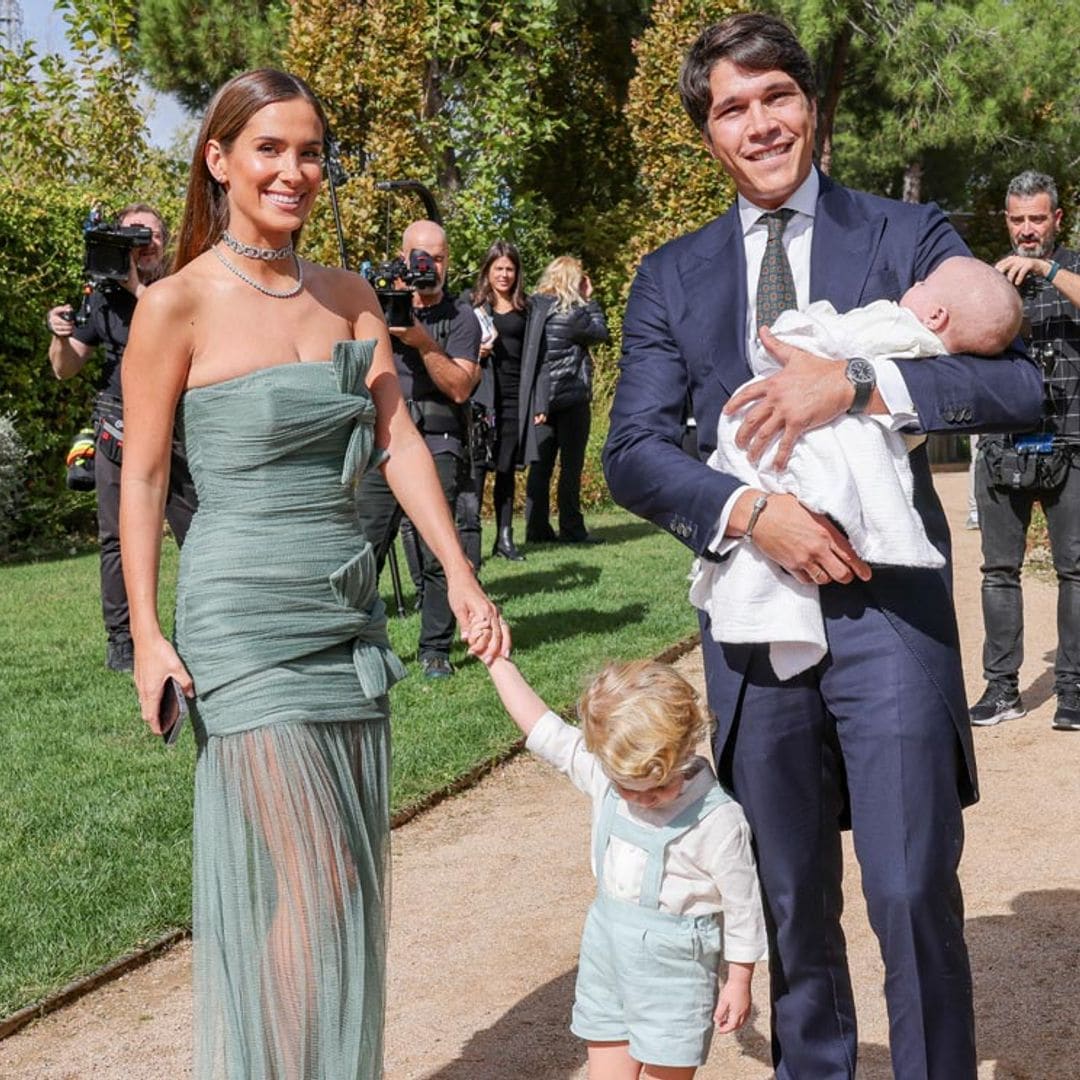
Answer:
[{"left": 0, "top": 413, "right": 29, "bottom": 557}]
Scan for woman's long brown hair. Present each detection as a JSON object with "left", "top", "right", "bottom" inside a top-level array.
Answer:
[
  {"left": 173, "top": 69, "right": 328, "bottom": 272},
  {"left": 472, "top": 241, "right": 527, "bottom": 312}
]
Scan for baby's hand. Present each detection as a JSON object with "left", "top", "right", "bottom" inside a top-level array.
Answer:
[{"left": 713, "top": 976, "right": 751, "bottom": 1034}]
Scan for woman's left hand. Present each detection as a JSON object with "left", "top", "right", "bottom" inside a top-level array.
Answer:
[{"left": 448, "top": 576, "right": 511, "bottom": 662}]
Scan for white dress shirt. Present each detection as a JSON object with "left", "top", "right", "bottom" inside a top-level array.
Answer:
[{"left": 525, "top": 710, "right": 768, "bottom": 963}]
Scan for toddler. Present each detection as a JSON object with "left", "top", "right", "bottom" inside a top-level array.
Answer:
[{"left": 475, "top": 643, "right": 767, "bottom": 1080}]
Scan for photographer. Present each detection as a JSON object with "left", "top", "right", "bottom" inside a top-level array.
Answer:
[
  {"left": 972, "top": 171, "right": 1080, "bottom": 731},
  {"left": 46, "top": 203, "right": 196, "bottom": 673},
  {"left": 356, "top": 219, "right": 481, "bottom": 678}
]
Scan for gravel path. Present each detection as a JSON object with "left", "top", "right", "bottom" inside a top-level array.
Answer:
[{"left": 2, "top": 470, "right": 1078, "bottom": 1079}]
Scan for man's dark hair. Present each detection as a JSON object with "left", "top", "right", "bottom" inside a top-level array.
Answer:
[
  {"left": 1005, "top": 171, "right": 1059, "bottom": 213},
  {"left": 679, "top": 13, "right": 817, "bottom": 136}
]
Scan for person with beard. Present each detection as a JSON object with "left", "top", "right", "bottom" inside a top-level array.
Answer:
[
  {"left": 355, "top": 219, "right": 482, "bottom": 679},
  {"left": 46, "top": 203, "right": 197, "bottom": 672},
  {"left": 971, "top": 171, "right": 1080, "bottom": 731}
]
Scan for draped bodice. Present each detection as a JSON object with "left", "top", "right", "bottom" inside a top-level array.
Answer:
[{"left": 175, "top": 339, "right": 405, "bottom": 735}]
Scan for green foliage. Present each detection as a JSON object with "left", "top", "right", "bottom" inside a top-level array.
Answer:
[
  {"left": 0, "top": 0, "right": 187, "bottom": 556},
  {"left": 287, "top": 0, "right": 569, "bottom": 288},
  {"left": 0, "top": 414, "right": 29, "bottom": 558},
  {"left": 769, "top": 0, "right": 1080, "bottom": 244},
  {"left": 588, "top": 0, "right": 741, "bottom": 427},
  {"left": 134, "top": 0, "right": 289, "bottom": 112}
]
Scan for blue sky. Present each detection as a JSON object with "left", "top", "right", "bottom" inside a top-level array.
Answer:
[{"left": 22, "top": 0, "right": 191, "bottom": 150}]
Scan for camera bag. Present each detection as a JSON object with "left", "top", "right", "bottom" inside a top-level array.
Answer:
[{"left": 981, "top": 435, "right": 1071, "bottom": 492}]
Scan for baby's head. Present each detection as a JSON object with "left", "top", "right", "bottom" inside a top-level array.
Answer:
[
  {"left": 900, "top": 256, "right": 1022, "bottom": 356},
  {"left": 578, "top": 660, "right": 711, "bottom": 808}
]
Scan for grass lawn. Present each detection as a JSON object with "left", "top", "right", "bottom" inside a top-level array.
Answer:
[{"left": 0, "top": 509, "right": 698, "bottom": 1015}]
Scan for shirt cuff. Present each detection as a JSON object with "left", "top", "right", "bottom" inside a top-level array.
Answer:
[
  {"left": 870, "top": 359, "right": 918, "bottom": 431},
  {"left": 708, "top": 485, "right": 753, "bottom": 557}
]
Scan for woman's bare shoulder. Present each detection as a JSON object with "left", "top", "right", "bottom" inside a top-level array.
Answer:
[{"left": 137, "top": 258, "right": 213, "bottom": 321}]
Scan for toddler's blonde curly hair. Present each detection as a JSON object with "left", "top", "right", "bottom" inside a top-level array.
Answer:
[{"left": 577, "top": 660, "right": 712, "bottom": 789}]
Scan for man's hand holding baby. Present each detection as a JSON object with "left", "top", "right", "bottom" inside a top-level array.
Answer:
[{"left": 725, "top": 326, "right": 885, "bottom": 471}]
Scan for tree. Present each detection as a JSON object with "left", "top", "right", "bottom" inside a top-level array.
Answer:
[
  {"left": 769, "top": 0, "right": 1080, "bottom": 232},
  {"left": 0, "top": 0, "right": 185, "bottom": 554},
  {"left": 134, "top": 0, "right": 288, "bottom": 112},
  {"left": 286, "top": 0, "right": 569, "bottom": 287}
]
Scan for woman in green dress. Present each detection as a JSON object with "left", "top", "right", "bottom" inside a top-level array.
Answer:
[{"left": 119, "top": 69, "right": 508, "bottom": 1079}]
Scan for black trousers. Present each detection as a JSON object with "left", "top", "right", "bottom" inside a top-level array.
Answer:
[
  {"left": 525, "top": 400, "right": 591, "bottom": 540},
  {"left": 974, "top": 453, "right": 1080, "bottom": 693},
  {"left": 355, "top": 451, "right": 462, "bottom": 659},
  {"left": 97, "top": 441, "right": 196, "bottom": 645}
]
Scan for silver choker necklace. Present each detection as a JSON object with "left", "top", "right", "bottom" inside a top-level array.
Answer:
[
  {"left": 213, "top": 245, "right": 304, "bottom": 299},
  {"left": 220, "top": 230, "right": 294, "bottom": 261}
]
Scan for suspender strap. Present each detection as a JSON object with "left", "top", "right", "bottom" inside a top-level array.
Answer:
[{"left": 596, "top": 779, "right": 733, "bottom": 910}]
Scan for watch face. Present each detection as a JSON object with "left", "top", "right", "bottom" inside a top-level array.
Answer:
[{"left": 848, "top": 358, "right": 875, "bottom": 385}]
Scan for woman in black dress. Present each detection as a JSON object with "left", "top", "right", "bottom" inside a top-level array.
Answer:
[{"left": 472, "top": 241, "right": 530, "bottom": 561}]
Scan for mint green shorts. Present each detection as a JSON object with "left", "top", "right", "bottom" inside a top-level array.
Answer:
[{"left": 571, "top": 892, "right": 724, "bottom": 1067}]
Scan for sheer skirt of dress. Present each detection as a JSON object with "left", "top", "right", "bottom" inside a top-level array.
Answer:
[{"left": 192, "top": 717, "right": 390, "bottom": 1080}]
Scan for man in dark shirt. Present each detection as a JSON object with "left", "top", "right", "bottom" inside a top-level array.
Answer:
[
  {"left": 46, "top": 203, "right": 196, "bottom": 673},
  {"left": 971, "top": 170, "right": 1080, "bottom": 731},
  {"left": 356, "top": 220, "right": 481, "bottom": 678}
]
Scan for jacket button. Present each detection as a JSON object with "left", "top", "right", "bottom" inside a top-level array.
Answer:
[{"left": 943, "top": 408, "right": 956, "bottom": 423}]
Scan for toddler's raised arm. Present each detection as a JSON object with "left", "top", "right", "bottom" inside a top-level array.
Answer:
[{"left": 484, "top": 655, "right": 551, "bottom": 738}]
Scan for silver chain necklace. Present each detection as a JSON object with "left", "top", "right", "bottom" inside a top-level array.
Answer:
[
  {"left": 220, "top": 230, "right": 294, "bottom": 261},
  {"left": 212, "top": 245, "right": 304, "bottom": 299}
]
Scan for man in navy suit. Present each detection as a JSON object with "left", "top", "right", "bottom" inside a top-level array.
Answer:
[{"left": 603, "top": 13, "right": 1044, "bottom": 1079}]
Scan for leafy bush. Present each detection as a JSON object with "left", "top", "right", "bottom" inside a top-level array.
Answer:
[
  {"left": 0, "top": 413, "right": 29, "bottom": 557},
  {"left": 0, "top": 3, "right": 186, "bottom": 557}
]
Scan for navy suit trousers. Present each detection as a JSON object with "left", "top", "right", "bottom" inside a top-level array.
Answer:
[{"left": 708, "top": 579, "right": 976, "bottom": 1080}]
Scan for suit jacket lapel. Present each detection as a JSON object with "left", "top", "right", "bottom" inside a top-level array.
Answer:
[
  {"left": 679, "top": 207, "right": 752, "bottom": 398},
  {"left": 810, "top": 173, "right": 886, "bottom": 311}
]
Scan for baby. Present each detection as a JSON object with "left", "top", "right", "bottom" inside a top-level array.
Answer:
[
  {"left": 476, "top": 646, "right": 767, "bottom": 1079},
  {"left": 692, "top": 256, "right": 1022, "bottom": 680}
]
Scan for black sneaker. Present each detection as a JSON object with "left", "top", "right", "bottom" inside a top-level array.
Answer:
[
  {"left": 420, "top": 655, "right": 454, "bottom": 680},
  {"left": 105, "top": 638, "right": 134, "bottom": 673},
  {"left": 969, "top": 680, "right": 1025, "bottom": 726},
  {"left": 1052, "top": 691, "right": 1080, "bottom": 731}
]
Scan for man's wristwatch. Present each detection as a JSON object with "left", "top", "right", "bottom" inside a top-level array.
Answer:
[{"left": 845, "top": 357, "right": 876, "bottom": 415}]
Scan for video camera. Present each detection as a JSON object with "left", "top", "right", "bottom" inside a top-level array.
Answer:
[
  {"left": 362, "top": 249, "right": 439, "bottom": 327},
  {"left": 67, "top": 208, "right": 153, "bottom": 327}
]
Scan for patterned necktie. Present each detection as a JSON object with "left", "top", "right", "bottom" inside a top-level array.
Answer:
[{"left": 756, "top": 208, "right": 797, "bottom": 333}]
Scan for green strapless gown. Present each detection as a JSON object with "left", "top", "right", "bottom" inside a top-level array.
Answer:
[{"left": 176, "top": 340, "right": 405, "bottom": 1079}]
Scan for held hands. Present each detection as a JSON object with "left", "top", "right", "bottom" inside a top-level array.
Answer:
[
  {"left": 724, "top": 326, "right": 855, "bottom": 471},
  {"left": 133, "top": 634, "right": 194, "bottom": 736},
  {"left": 448, "top": 578, "right": 512, "bottom": 663},
  {"left": 734, "top": 490, "right": 871, "bottom": 587},
  {"left": 713, "top": 969, "right": 753, "bottom": 1035}
]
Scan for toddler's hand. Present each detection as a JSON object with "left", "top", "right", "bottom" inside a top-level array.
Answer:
[
  {"left": 713, "top": 978, "right": 751, "bottom": 1034},
  {"left": 468, "top": 615, "right": 504, "bottom": 665}
]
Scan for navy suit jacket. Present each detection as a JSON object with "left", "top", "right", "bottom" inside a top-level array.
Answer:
[{"left": 603, "top": 172, "right": 1044, "bottom": 805}]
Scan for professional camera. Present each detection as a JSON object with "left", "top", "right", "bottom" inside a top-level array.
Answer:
[
  {"left": 69, "top": 209, "right": 153, "bottom": 327},
  {"left": 362, "top": 249, "right": 440, "bottom": 327}
]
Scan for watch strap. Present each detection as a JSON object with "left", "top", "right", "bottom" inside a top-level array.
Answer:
[
  {"left": 1046, "top": 260, "right": 1061, "bottom": 284},
  {"left": 845, "top": 358, "right": 875, "bottom": 415}
]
